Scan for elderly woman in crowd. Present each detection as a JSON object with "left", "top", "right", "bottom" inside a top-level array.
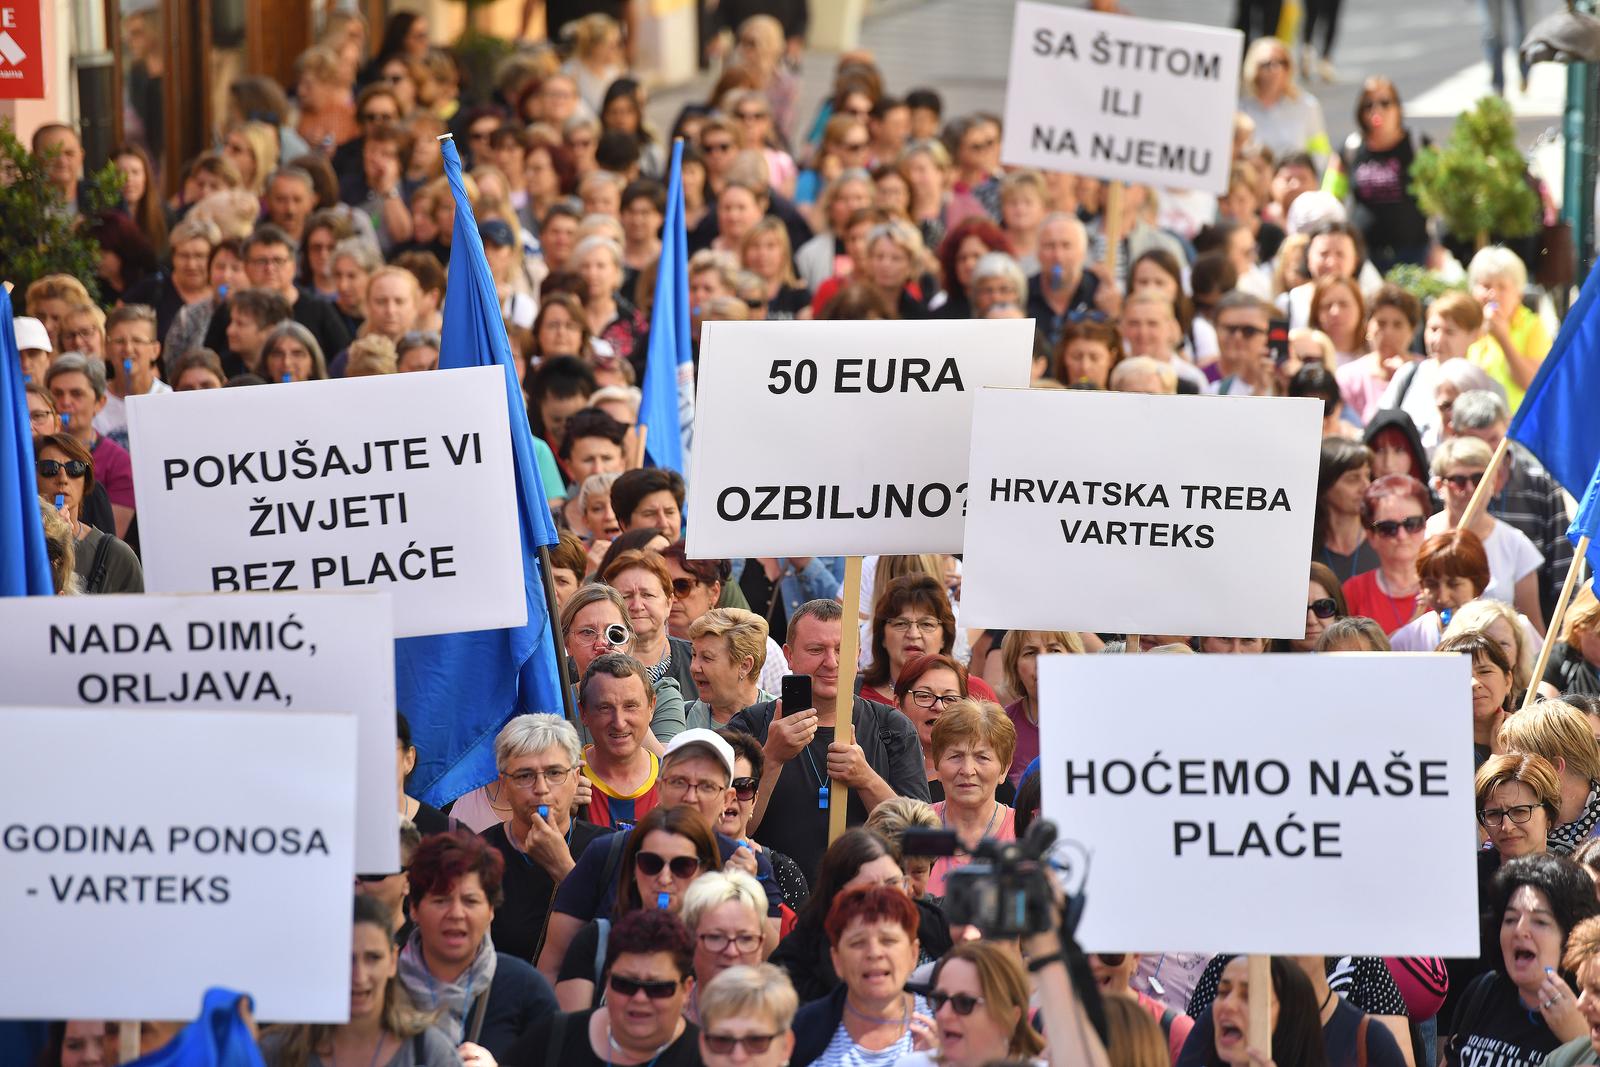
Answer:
[
  {"left": 260, "top": 321, "right": 329, "bottom": 383},
  {"left": 698, "top": 964, "right": 800, "bottom": 1067},
  {"left": 686, "top": 609, "right": 772, "bottom": 729},
  {"left": 969, "top": 252, "right": 1028, "bottom": 318},
  {"left": 510, "top": 909, "right": 702, "bottom": 1067},
  {"left": 396, "top": 831, "right": 557, "bottom": 1064},
  {"left": 659, "top": 543, "right": 731, "bottom": 640},
  {"left": 1538, "top": 590, "right": 1600, "bottom": 701},
  {"left": 681, "top": 870, "right": 769, "bottom": 1023},
  {"left": 575, "top": 234, "right": 646, "bottom": 366},
  {"left": 262, "top": 895, "right": 462, "bottom": 1066},
  {"left": 1437, "top": 631, "right": 1516, "bottom": 768},
  {"left": 1443, "top": 855, "right": 1599, "bottom": 1066},
  {"left": 926, "top": 700, "right": 1017, "bottom": 897},
  {"left": 788, "top": 885, "right": 934, "bottom": 1066},
  {"left": 893, "top": 653, "right": 970, "bottom": 801},
  {"left": 998, "top": 630, "right": 1083, "bottom": 781},
  {"left": 602, "top": 549, "right": 699, "bottom": 704},
  {"left": 1465, "top": 246, "right": 1551, "bottom": 413},
  {"left": 861, "top": 574, "right": 999, "bottom": 707},
  {"left": 555, "top": 807, "right": 720, "bottom": 1010},
  {"left": 1500, "top": 700, "right": 1600, "bottom": 854},
  {"left": 770, "top": 829, "right": 951, "bottom": 1003},
  {"left": 34, "top": 433, "right": 142, "bottom": 595},
  {"left": 1425, "top": 435, "right": 1545, "bottom": 633},
  {"left": 1341, "top": 474, "right": 1430, "bottom": 635}
]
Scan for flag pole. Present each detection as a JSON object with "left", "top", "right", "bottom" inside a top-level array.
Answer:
[
  {"left": 539, "top": 541, "right": 579, "bottom": 725},
  {"left": 1523, "top": 537, "right": 1590, "bottom": 711}
]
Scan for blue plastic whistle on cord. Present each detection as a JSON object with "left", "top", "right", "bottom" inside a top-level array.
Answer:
[
  {"left": 60, "top": 413, "right": 70, "bottom": 427},
  {"left": 54, "top": 494, "right": 64, "bottom": 510},
  {"left": 537, "top": 805, "right": 549, "bottom": 819},
  {"left": 657, "top": 892, "right": 670, "bottom": 910},
  {"left": 281, "top": 374, "right": 292, "bottom": 383},
  {"left": 122, "top": 359, "right": 133, "bottom": 376}
]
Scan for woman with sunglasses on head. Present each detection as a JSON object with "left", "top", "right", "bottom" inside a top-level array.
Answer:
[
  {"left": 1341, "top": 475, "right": 1430, "bottom": 636},
  {"left": 554, "top": 807, "right": 719, "bottom": 1011},
  {"left": 680, "top": 870, "right": 769, "bottom": 1023},
  {"left": 1425, "top": 436, "right": 1546, "bottom": 635},
  {"left": 698, "top": 964, "right": 799, "bottom": 1067},
  {"left": 1324, "top": 79, "right": 1429, "bottom": 273},
  {"left": 509, "top": 909, "right": 702, "bottom": 1067},
  {"left": 897, "top": 942, "right": 1044, "bottom": 1067},
  {"left": 1290, "top": 563, "right": 1348, "bottom": 653},
  {"left": 1091, "top": 952, "right": 1194, "bottom": 1064},
  {"left": 33, "top": 433, "right": 142, "bottom": 595}
]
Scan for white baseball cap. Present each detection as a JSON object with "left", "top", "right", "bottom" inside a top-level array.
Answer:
[
  {"left": 662, "top": 728, "right": 736, "bottom": 781},
  {"left": 14, "top": 317, "right": 51, "bottom": 353}
]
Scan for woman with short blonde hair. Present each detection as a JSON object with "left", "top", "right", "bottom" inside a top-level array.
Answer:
[{"left": 1500, "top": 700, "right": 1600, "bottom": 853}]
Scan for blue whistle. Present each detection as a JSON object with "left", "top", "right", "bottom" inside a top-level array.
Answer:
[
  {"left": 1440, "top": 608, "right": 1454, "bottom": 627},
  {"left": 818, "top": 786, "right": 829, "bottom": 809},
  {"left": 1051, "top": 264, "right": 1064, "bottom": 286},
  {"left": 54, "top": 494, "right": 65, "bottom": 509},
  {"left": 122, "top": 359, "right": 133, "bottom": 376},
  {"left": 60, "top": 413, "right": 70, "bottom": 427},
  {"left": 280, "top": 373, "right": 292, "bottom": 383},
  {"left": 656, "top": 892, "right": 670, "bottom": 910},
  {"left": 537, "top": 805, "right": 549, "bottom": 819},
  {"left": 217, "top": 284, "right": 229, "bottom": 300}
]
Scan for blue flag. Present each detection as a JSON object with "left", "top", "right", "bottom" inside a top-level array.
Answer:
[
  {"left": 394, "top": 136, "right": 566, "bottom": 808},
  {"left": 1507, "top": 261, "right": 1600, "bottom": 495},
  {"left": 1569, "top": 457, "right": 1600, "bottom": 592},
  {"left": 2, "top": 286, "right": 54, "bottom": 597},
  {"left": 123, "top": 989, "right": 264, "bottom": 1067},
  {"left": 638, "top": 139, "right": 694, "bottom": 473}
]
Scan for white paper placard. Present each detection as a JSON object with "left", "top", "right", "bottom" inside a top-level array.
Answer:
[
  {"left": 128, "top": 366, "right": 525, "bottom": 638},
  {"left": 1039, "top": 653, "right": 1479, "bottom": 955},
  {"left": 960, "top": 389, "right": 1322, "bottom": 639},
  {"left": 686, "top": 319, "right": 1034, "bottom": 559},
  {"left": 0, "top": 706, "right": 357, "bottom": 1021},
  {"left": 1000, "top": 3, "right": 1243, "bottom": 195},
  {"left": 0, "top": 592, "right": 399, "bottom": 874}
]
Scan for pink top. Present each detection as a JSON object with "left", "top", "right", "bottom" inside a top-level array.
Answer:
[
  {"left": 926, "top": 801, "right": 1016, "bottom": 898},
  {"left": 1335, "top": 355, "right": 1398, "bottom": 426}
]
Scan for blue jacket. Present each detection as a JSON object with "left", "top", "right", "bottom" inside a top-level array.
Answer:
[{"left": 790, "top": 984, "right": 850, "bottom": 1067}]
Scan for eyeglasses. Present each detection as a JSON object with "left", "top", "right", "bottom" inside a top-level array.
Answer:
[
  {"left": 504, "top": 766, "right": 575, "bottom": 789},
  {"left": 356, "top": 866, "right": 408, "bottom": 882},
  {"left": 609, "top": 973, "right": 681, "bottom": 1000},
  {"left": 1361, "top": 97, "right": 1397, "bottom": 111},
  {"left": 573, "top": 623, "right": 630, "bottom": 647},
  {"left": 37, "top": 459, "right": 88, "bottom": 478},
  {"left": 635, "top": 851, "right": 704, "bottom": 878},
  {"left": 1306, "top": 598, "right": 1337, "bottom": 619},
  {"left": 928, "top": 991, "right": 986, "bottom": 1016},
  {"left": 1219, "top": 323, "right": 1267, "bottom": 339},
  {"left": 360, "top": 111, "right": 398, "bottom": 124},
  {"left": 1259, "top": 57, "right": 1289, "bottom": 69},
  {"left": 61, "top": 328, "right": 99, "bottom": 344},
  {"left": 698, "top": 931, "right": 761, "bottom": 953},
  {"left": 671, "top": 577, "right": 699, "bottom": 598},
  {"left": 703, "top": 1033, "right": 781, "bottom": 1054},
  {"left": 841, "top": 139, "right": 870, "bottom": 151},
  {"left": 662, "top": 775, "right": 727, "bottom": 799},
  {"left": 1371, "top": 515, "right": 1427, "bottom": 537},
  {"left": 732, "top": 776, "right": 758, "bottom": 801},
  {"left": 908, "top": 689, "right": 960, "bottom": 710},
  {"left": 1443, "top": 472, "right": 1484, "bottom": 491},
  {"left": 1478, "top": 804, "right": 1539, "bottom": 829},
  {"left": 703, "top": 141, "right": 735, "bottom": 154},
  {"left": 887, "top": 617, "right": 942, "bottom": 636},
  {"left": 248, "top": 255, "right": 292, "bottom": 269}
]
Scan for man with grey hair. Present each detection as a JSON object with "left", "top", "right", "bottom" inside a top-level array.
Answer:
[
  {"left": 96, "top": 304, "right": 170, "bottom": 453},
  {"left": 1027, "top": 211, "right": 1109, "bottom": 347},
  {"left": 202, "top": 223, "right": 352, "bottom": 372},
  {"left": 1449, "top": 389, "right": 1574, "bottom": 622},
  {"left": 45, "top": 352, "right": 137, "bottom": 534},
  {"left": 264, "top": 165, "right": 318, "bottom": 244},
  {"left": 480, "top": 714, "right": 607, "bottom": 962}
]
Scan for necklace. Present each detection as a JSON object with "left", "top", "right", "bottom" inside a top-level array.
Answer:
[
  {"left": 1375, "top": 570, "right": 1418, "bottom": 631},
  {"left": 845, "top": 992, "right": 911, "bottom": 1029},
  {"left": 605, "top": 1021, "right": 677, "bottom": 1067},
  {"left": 1318, "top": 987, "right": 1335, "bottom": 1019},
  {"left": 934, "top": 802, "right": 1002, "bottom": 886}
]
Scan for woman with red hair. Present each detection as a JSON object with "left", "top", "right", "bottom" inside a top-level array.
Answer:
[{"left": 931, "top": 215, "right": 1013, "bottom": 319}]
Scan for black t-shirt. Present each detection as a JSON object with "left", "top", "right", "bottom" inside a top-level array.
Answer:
[
  {"left": 1545, "top": 642, "right": 1600, "bottom": 698},
  {"left": 1346, "top": 133, "right": 1429, "bottom": 254},
  {"left": 503, "top": 1008, "right": 700, "bottom": 1067},
  {"left": 203, "top": 288, "right": 353, "bottom": 378},
  {"left": 765, "top": 286, "right": 812, "bottom": 321},
  {"left": 1188, "top": 956, "right": 1407, "bottom": 1018},
  {"left": 1445, "top": 971, "right": 1565, "bottom": 1067},
  {"left": 1324, "top": 998, "right": 1407, "bottom": 1067},
  {"left": 485, "top": 819, "right": 610, "bottom": 963},
  {"left": 1316, "top": 541, "right": 1381, "bottom": 587}
]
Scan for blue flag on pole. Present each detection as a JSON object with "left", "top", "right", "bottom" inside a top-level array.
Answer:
[
  {"left": 1568, "top": 457, "right": 1600, "bottom": 592},
  {"left": 2, "top": 285, "right": 54, "bottom": 597},
  {"left": 394, "top": 136, "right": 565, "bottom": 808},
  {"left": 123, "top": 989, "right": 264, "bottom": 1067},
  {"left": 1507, "top": 262, "right": 1600, "bottom": 496},
  {"left": 638, "top": 139, "right": 694, "bottom": 474}
]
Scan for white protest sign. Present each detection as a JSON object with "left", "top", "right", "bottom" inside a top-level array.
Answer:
[
  {"left": 1001, "top": 3, "right": 1243, "bottom": 195},
  {"left": 0, "top": 706, "right": 357, "bottom": 1021},
  {"left": 960, "top": 389, "right": 1321, "bottom": 639},
  {"left": 0, "top": 592, "right": 399, "bottom": 874},
  {"left": 1040, "top": 653, "right": 1478, "bottom": 955},
  {"left": 128, "top": 366, "right": 525, "bottom": 638},
  {"left": 686, "top": 319, "right": 1034, "bottom": 559}
]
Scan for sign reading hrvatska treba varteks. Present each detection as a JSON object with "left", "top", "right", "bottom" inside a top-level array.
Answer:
[
  {"left": 1001, "top": 2, "right": 1244, "bottom": 195},
  {"left": 685, "top": 319, "right": 1034, "bottom": 560}
]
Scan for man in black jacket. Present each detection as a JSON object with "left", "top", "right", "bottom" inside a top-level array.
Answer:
[{"left": 202, "top": 225, "right": 352, "bottom": 373}]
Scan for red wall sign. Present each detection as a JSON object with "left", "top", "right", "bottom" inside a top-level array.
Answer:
[{"left": 0, "top": 1, "right": 44, "bottom": 100}]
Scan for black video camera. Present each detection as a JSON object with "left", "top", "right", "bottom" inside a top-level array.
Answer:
[{"left": 901, "top": 818, "right": 1086, "bottom": 939}]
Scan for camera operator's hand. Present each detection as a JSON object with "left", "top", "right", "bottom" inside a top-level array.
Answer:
[{"left": 1022, "top": 865, "right": 1068, "bottom": 963}]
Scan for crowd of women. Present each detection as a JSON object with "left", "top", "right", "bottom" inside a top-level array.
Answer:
[{"left": 16, "top": 2, "right": 1600, "bottom": 1067}]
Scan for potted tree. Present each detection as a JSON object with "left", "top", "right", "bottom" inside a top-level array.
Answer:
[
  {"left": 1409, "top": 95, "right": 1540, "bottom": 262},
  {"left": 0, "top": 120, "right": 123, "bottom": 298}
]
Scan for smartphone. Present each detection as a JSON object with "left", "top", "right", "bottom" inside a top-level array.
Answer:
[
  {"left": 1268, "top": 318, "right": 1291, "bottom": 367},
  {"left": 780, "top": 674, "right": 813, "bottom": 715}
]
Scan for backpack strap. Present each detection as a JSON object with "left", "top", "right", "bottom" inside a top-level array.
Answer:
[
  {"left": 1391, "top": 360, "right": 1420, "bottom": 408},
  {"left": 1356, "top": 1015, "right": 1369, "bottom": 1067},
  {"left": 411, "top": 1031, "right": 427, "bottom": 1062},
  {"left": 465, "top": 986, "right": 491, "bottom": 1045},
  {"left": 592, "top": 917, "right": 612, "bottom": 1006},
  {"left": 543, "top": 1010, "right": 569, "bottom": 1067},
  {"left": 595, "top": 830, "right": 630, "bottom": 909},
  {"left": 86, "top": 532, "right": 113, "bottom": 594}
]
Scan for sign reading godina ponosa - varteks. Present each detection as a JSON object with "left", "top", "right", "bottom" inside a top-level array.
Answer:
[
  {"left": 686, "top": 318, "right": 1034, "bottom": 560},
  {"left": 1001, "top": 2, "right": 1243, "bottom": 196},
  {"left": 0, "top": 591, "right": 399, "bottom": 874},
  {"left": 0, "top": 706, "right": 357, "bottom": 1022},
  {"left": 959, "top": 389, "right": 1322, "bottom": 640},
  {"left": 1039, "top": 653, "right": 1479, "bottom": 956},
  {"left": 127, "top": 366, "right": 525, "bottom": 639}
]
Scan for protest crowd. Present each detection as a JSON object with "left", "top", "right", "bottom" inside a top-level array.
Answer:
[{"left": 9, "top": 2, "right": 1600, "bottom": 1067}]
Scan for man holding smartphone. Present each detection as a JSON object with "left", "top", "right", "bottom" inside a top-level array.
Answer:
[{"left": 728, "top": 599, "right": 929, "bottom": 879}]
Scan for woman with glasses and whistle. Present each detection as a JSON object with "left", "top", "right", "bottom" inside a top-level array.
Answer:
[
  {"left": 507, "top": 908, "right": 703, "bottom": 1067},
  {"left": 33, "top": 432, "right": 143, "bottom": 594}
]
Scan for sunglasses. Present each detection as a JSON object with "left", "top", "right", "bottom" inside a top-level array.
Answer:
[
  {"left": 732, "top": 776, "right": 758, "bottom": 800},
  {"left": 1307, "top": 598, "right": 1337, "bottom": 619},
  {"left": 37, "top": 459, "right": 88, "bottom": 478},
  {"left": 671, "top": 577, "right": 699, "bottom": 597},
  {"left": 1443, "top": 472, "right": 1484, "bottom": 491},
  {"left": 704, "top": 1033, "right": 781, "bottom": 1054},
  {"left": 609, "top": 973, "right": 681, "bottom": 1000},
  {"left": 636, "top": 851, "right": 703, "bottom": 879},
  {"left": 356, "top": 867, "right": 408, "bottom": 882},
  {"left": 1361, "top": 97, "right": 1397, "bottom": 111},
  {"left": 928, "top": 991, "right": 986, "bottom": 1016},
  {"left": 1371, "top": 515, "right": 1427, "bottom": 537}
]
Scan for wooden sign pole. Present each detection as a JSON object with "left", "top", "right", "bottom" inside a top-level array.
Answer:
[
  {"left": 1524, "top": 537, "right": 1591, "bottom": 710},
  {"left": 1248, "top": 955, "right": 1272, "bottom": 1057},
  {"left": 1125, "top": 634, "right": 1141, "bottom": 653},
  {"left": 1103, "top": 180, "right": 1126, "bottom": 281},
  {"left": 119, "top": 1021, "right": 140, "bottom": 1062},
  {"left": 828, "top": 555, "right": 865, "bottom": 843},
  {"left": 1456, "top": 436, "right": 1511, "bottom": 533}
]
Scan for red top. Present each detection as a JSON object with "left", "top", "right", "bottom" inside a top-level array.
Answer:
[{"left": 1342, "top": 570, "right": 1420, "bottom": 636}]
